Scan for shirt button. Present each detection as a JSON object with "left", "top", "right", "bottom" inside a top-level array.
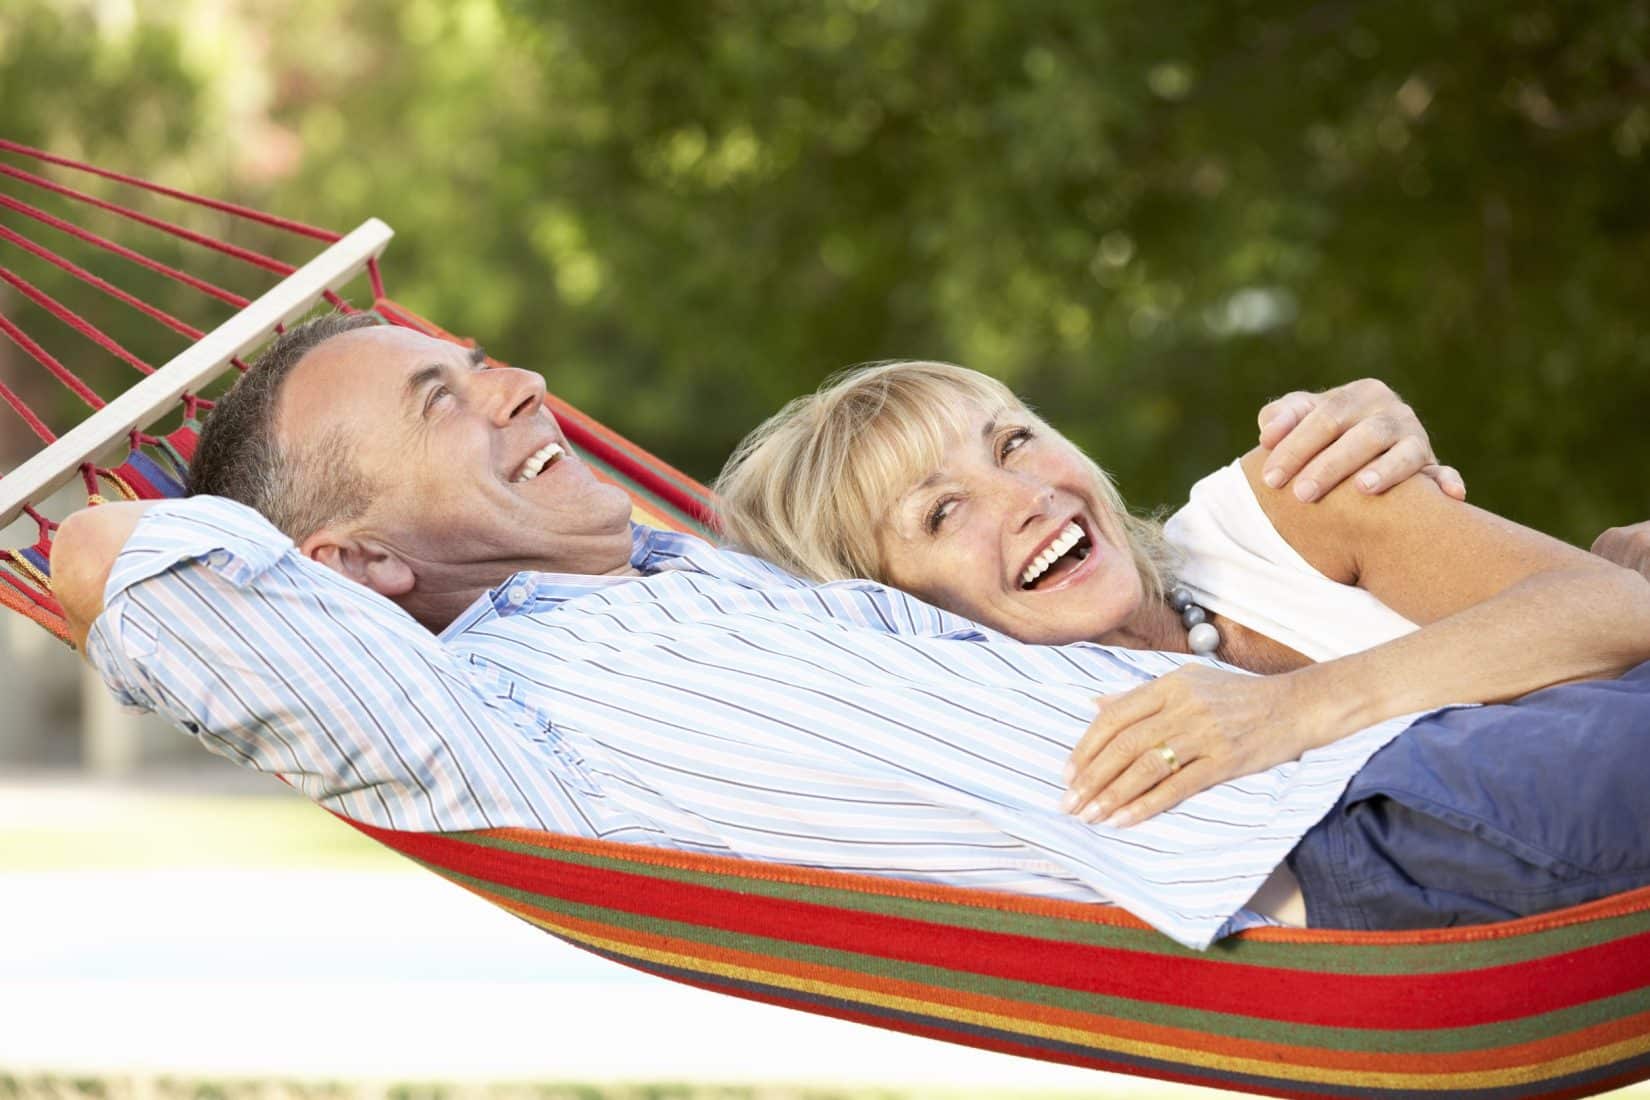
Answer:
[
  {"left": 506, "top": 585, "right": 529, "bottom": 606},
  {"left": 207, "top": 551, "right": 230, "bottom": 568}
]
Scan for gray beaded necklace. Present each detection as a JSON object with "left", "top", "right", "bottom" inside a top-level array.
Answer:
[{"left": 1168, "top": 585, "right": 1222, "bottom": 657}]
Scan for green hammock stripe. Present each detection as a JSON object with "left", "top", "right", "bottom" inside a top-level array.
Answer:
[
  {"left": 409, "top": 854, "right": 1649, "bottom": 1059},
  {"left": 453, "top": 829, "right": 1650, "bottom": 977}
]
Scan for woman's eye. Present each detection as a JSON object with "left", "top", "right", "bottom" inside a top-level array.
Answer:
[
  {"left": 925, "top": 497, "right": 959, "bottom": 534},
  {"left": 999, "top": 427, "right": 1033, "bottom": 459}
]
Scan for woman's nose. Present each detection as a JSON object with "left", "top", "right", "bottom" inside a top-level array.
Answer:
[{"left": 1007, "top": 477, "right": 1056, "bottom": 533}]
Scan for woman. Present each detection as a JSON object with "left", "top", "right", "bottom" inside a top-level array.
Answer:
[{"left": 715, "top": 361, "right": 1650, "bottom": 838}]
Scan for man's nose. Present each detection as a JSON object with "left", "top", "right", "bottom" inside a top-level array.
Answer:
[{"left": 487, "top": 367, "right": 548, "bottom": 425}]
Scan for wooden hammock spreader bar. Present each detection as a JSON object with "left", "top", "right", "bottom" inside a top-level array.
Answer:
[{"left": 0, "top": 218, "right": 393, "bottom": 529}]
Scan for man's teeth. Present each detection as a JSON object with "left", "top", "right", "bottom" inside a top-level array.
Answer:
[
  {"left": 1021, "top": 521, "right": 1087, "bottom": 589},
  {"left": 513, "top": 443, "right": 564, "bottom": 483}
]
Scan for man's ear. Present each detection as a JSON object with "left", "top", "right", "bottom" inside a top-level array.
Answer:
[{"left": 300, "top": 529, "right": 415, "bottom": 599}]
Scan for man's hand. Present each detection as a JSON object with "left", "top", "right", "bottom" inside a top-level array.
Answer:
[
  {"left": 1257, "top": 379, "right": 1466, "bottom": 504},
  {"left": 1593, "top": 522, "right": 1650, "bottom": 583},
  {"left": 50, "top": 501, "right": 156, "bottom": 653}
]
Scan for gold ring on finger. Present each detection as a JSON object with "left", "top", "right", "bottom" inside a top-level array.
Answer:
[{"left": 1154, "top": 743, "right": 1181, "bottom": 775}]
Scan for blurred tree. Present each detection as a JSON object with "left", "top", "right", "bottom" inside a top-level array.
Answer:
[
  {"left": 493, "top": 0, "right": 1650, "bottom": 542},
  {"left": 3, "top": 0, "right": 1647, "bottom": 545},
  {"left": 0, "top": 2, "right": 207, "bottom": 468}
]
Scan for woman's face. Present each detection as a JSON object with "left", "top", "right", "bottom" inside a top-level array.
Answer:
[{"left": 876, "top": 398, "right": 1145, "bottom": 645}]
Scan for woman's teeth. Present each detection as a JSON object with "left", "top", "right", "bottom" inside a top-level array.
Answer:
[
  {"left": 1021, "top": 521, "right": 1089, "bottom": 589},
  {"left": 513, "top": 443, "right": 564, "bottom": 482}
]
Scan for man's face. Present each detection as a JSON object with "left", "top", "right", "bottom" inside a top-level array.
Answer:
[{"left": 277, "top": 326, "right": 635, "bottom": 587}]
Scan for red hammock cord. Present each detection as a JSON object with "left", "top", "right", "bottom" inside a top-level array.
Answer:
[
  {"left": 0, "top": 221, "right": 215, "bottom": 346},
  {"left": 0, "top": 138, "right": 343, "bottom": 246}
]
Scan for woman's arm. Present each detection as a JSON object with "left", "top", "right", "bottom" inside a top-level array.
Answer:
[
  {"left": 1063, "top": 450, "right": 1650, "bottom": 826},
  {"left": 1239, "top": 448, "right": 1650, "bottom": 720}
]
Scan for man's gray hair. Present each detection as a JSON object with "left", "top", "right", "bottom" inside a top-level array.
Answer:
[{"left": 189, "top": 311, "right": 381, "bottom": 540}]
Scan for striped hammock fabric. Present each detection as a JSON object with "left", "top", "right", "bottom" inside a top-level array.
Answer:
[
  {"left": 353, "top": 820, "right": 1650, "bottom": 1099},
  {"left": 2, "top": 140, "right": 1648, "bottom": 1099}
]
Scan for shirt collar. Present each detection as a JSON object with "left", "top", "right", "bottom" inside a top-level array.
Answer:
[{"left": 440, "top": 523, "right": 808, "bottom": 642}]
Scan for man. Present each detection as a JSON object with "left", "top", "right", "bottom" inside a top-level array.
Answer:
[{"left": 51, "top": 313, "right": 1650, "bottom": 948}]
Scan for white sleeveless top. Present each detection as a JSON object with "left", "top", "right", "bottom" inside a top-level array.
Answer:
[{"left": 1162, "top": 460, "right": 1417, "bottom": 662}]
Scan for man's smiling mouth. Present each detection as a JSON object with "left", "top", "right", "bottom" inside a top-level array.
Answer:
[{"left": 512, "top": 442, "right": 565, "bottom": 483}]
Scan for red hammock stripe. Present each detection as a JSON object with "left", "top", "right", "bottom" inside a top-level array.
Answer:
[
  {"left": 401, "top": 820, "right": 1650, "bottom": 957},
  {"left": 0, "top": 264, "right": 153, "bottom": 375},
  {"left": 0, "top": 221, "right": 210, "bottom": 344},
  {"left": 0, "top": 138, "right": 341, "bottom": 244},
  {"left": 0, "top": 310, "right": 104, "bottom": 410},
  {"left": 358, "top": 821, "right": 1650, "bottom": 1033},
  {"left": 106, "top": 461, "right": 162, "bottom": 500}
]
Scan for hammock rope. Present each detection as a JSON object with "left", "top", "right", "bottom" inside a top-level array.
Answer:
[{"left": 2, "top": 139, "right": 1649, "bottom": 1100}]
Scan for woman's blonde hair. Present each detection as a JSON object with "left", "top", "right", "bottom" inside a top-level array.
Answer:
[{"left": 714, "top": 360, "right": 1176, "bottom": 602}]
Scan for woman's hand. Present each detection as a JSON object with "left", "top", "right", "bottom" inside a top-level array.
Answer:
[
  {"left": 1257, "top": 379, "right": 1466, "bottom": 504},
  {"left": 1061, "top": 665, "right": 1314, "bottom": 827}
]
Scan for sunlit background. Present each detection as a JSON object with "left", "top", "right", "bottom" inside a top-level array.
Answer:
[{"left": 3, "top": 1, "right": 1650, "bottom": 1096}]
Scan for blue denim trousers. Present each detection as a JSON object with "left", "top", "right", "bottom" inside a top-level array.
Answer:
[{"left": 1287, "top": 660, "right": 1650, "bottom": 931}]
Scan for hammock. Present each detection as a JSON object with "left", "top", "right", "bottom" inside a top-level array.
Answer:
[{"left": 2, "top": 139, "right": 1648, "bottom": 1100}]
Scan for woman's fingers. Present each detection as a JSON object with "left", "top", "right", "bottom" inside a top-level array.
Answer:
[
  {"left": 1422, "top": 464, "right": 1467, "bottom": 500},
  {"left": 1088, "top": 757, "right": 1220, "bottom": 828},
  {"left": 1257, "top": 391, "right": 1315, "bottom": 449},
  {"left": 1065, "top": 682, "right": 1164, "bottom": 787},
  {"left": 1069, "top": 727, "right": 1192, "bottom": 824},
  {"left": 1592, "top": 521, "right": 1650, "bottom": 579},
  {"left": 1290, "top": 416, "right": 1436, "bottom": 504}
]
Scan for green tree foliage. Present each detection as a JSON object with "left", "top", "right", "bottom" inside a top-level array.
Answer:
[{"left": 3, "top": 0, "right": 1647, "bottom": 543}]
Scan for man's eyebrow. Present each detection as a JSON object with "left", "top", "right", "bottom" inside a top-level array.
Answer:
[
  {"left": 403, "top": 363, "right": 447, "bottom": 409},
  {"left": 469, "top": 345, "right": 487, "bottom": 367}
]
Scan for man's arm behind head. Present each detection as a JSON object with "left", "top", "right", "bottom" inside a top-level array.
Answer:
[{"left": 51, "top": 501, "right": 159, "bottom": 653}]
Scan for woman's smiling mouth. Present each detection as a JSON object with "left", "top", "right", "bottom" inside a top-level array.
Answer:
[{"left": 1019, "top": 519, "right": 1095, "bottom": 590}]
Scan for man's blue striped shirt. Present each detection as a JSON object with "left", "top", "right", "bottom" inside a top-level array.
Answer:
[{"left": 88, "top": 496, "right": 1421, "bottom": 949}]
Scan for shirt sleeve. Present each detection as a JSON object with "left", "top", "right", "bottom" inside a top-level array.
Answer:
[{"left": 84, "top": 496, "right": 586, "bottom": 834}]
